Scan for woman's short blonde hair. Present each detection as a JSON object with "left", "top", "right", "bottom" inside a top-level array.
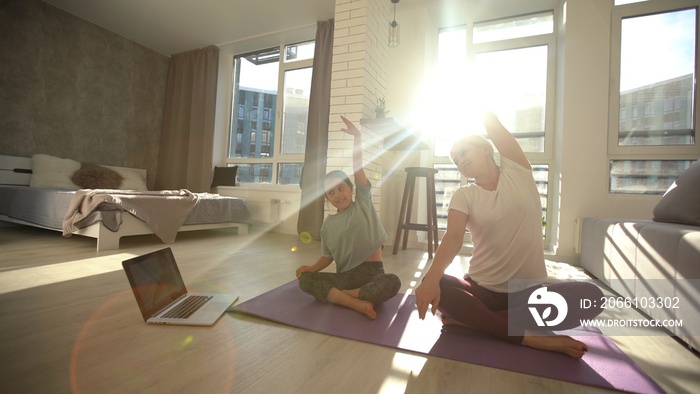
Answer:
[{"left": 449, "top": 135, "right": 495, "bottom": 165}]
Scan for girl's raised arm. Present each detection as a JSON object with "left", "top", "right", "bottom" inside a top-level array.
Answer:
[{"left": 340, "top": 115, "right": 369, "bottom": 186}]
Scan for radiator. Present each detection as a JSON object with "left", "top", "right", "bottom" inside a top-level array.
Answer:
[
  {"left": 574, "top": 217, "right": 583, "bottom": 254},
  {"left": 247, "top": 199, "right": 280, "bottom": 223}
]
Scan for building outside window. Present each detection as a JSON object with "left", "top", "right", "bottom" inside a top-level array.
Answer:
[
  {"left": 608, "top": 0, "right": 698, "bottom": 194},
  {"left": 227, "top": 41, "right": 315, "bottom": 185}
]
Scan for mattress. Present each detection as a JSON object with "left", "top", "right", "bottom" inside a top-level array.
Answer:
[{"left": 0, "top": 185, "right": 253, "bottom": 231}]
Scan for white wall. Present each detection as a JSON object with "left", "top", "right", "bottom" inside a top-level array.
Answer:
[{"left": 215, "top": 185, "right": 301, "bottom": 234}]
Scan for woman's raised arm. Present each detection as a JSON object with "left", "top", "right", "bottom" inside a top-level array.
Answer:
[{"left": 481, "top": 110, "right": 531, "bottom": 170}]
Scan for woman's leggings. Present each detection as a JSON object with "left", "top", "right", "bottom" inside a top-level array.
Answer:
[
  {"left": 437, "top": 275, "right": 604, "bottom": 344},
  {"left": 298, "top": 261, "right": 401, "bottom": 304}
]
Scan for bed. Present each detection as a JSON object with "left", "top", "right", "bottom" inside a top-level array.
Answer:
[{"left": 0, "top": 154, "right": 252, "bottom": 251}]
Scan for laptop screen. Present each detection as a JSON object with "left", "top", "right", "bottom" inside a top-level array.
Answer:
[{"left": 123, "top": 248, "right": 188, "bottom": 321}]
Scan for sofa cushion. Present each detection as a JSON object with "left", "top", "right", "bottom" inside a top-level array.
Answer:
[{"left": 653, "top": 160, "right": 700, "bottom": 226}]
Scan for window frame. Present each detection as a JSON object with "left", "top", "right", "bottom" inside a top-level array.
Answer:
[
  {"left": 608, "top": 0, "right": 700, "bottom": 158},
  {"left": 432, "top": 11, "right": 558, "bottom": 247},
  {"left": 225, "top": 41, "right": 314, "bottom": 186}
]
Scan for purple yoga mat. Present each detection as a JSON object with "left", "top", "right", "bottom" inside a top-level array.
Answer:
[{"left": 234, "top": 280, "right": 664, "bottom": 394}]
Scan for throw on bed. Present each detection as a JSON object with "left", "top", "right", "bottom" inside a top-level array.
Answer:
[{"left": 62, "top": 189, "right": 198, "bottom": 243}]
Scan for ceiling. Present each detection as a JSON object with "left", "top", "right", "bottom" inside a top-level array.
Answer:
[
  {"left": 42, "top": 0, "right": 337, "bottom": 56},
  {"left": 41, "top": 0, "right": 560, "bottom": 56}
]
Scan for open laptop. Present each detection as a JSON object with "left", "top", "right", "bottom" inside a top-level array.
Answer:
[{"left": 122, "top": 247, "right": 236, "bottom": 326}]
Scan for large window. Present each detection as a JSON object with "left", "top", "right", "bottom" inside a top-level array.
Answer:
[
  {"left": 610, "top": 159, "right": 695, "bottom": 194},
  {"left": 474, "top": 45, "right": 549, "bottom": 153},
  {"left": 608, "top": 0, "right": 698, "bottom": 193},
  {"left": 433, "top": 12, "right": 555, "bottom": 241},
  {"left": 227, "top": 41, "right": 315, "bottom": 185}
]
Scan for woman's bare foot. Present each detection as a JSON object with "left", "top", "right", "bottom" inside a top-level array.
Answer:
[
  {"left": 441, "top": 314, "right": 475, "bottom": 330},
  {"left": 522, "top": 331, "right": 589, "bottom": 359}
]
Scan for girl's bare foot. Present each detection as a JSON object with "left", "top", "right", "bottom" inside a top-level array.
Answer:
[
  {"left": 522, "top": 331, "right": 589, "bottom": 359},
  {"left": 355, "top": 299, "right": 377, "bottom": 320},
  {"left": 327, "top": 288, "right": 376, "bottom": 319},
  {"left": 341, "top": 288, "right": 360, "bottom": 298}
]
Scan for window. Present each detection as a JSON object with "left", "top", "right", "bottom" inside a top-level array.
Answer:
[
  {"left": 433, "top": 12, "right": 555, "bottom": 242},
  {"left": 610, "top": 160, "right": 694, "bottom": 194},
  {"left": 473, "top": 11, "right": 553, "bottom": 44},
  {"left": 434, "top": 163, "right": 549, "bottom": 236},
  {"left": 281, "top": 68, "right": 313, "bottom": 155},
  {"left": 616, "top": 9, "right": 695, "bottom": 147},
  {"left": 615, "top": 0, "right": 651, "bottom": 5},
  {"left": 227, "top": 41, "right": 315, "bottom": 185},
  {"left": 434, "top": 163, "right": 461, "bottom": 230},
  {"left": 608, "top": 0, "right": 699, "bottom": 193},
  {"left": 474, "top": 45, "right": 549, "bottom": 153}
]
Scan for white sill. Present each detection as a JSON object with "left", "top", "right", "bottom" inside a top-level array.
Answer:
[{"left": 215, "top": 184, "right": 301, "bottom": 193}]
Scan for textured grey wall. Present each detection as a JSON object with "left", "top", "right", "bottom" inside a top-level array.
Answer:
[{"left": 0, "top": 0, "right": 169, "bottom": 187}]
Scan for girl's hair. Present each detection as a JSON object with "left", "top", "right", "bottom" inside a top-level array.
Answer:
[
  {"left": 449, "top": 135, "right": 496, "bottom": 165},
  {"left": 323, "top": 170, "right": 353, "bottom": 194}
]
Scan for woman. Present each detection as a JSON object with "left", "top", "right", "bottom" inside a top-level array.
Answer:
[
  {"left": 296, "top": 116, "right": 401, "bottom": 319},
  {"left": 415, "top": 110, "right": 603, "bottom": 358}
]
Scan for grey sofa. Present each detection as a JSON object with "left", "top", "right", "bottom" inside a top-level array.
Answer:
[
  {"left": 580, "top": 217, "right": 700, "bottom": 350},
  {"left": 579, "top": 159, "right": 700, "bottom": 351}
]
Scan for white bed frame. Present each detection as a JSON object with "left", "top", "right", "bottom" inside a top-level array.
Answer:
[{"left": 0, "top": 155, "right": 249, "bottom": 251}]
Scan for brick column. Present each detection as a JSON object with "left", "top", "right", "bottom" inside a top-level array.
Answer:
[{"left": 327, "top": 0, "right": 391, "bottom": 215}]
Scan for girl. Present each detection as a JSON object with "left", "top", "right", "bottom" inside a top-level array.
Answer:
[{"left": 296, "top": 116, "right": 401, "bottom": 319}]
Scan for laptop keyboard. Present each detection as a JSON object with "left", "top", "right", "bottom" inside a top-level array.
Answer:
[{"left": 162, "top": 295, "right": 212, "bottom": 319}]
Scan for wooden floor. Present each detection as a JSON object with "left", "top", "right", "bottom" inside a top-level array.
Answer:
[{"left": 1, "top": 225, "right": 699, "bottom": 393}]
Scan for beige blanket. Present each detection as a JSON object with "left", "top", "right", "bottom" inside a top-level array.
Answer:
[{"left": 62, "top": 189, "right": 198, "bottom": 243}]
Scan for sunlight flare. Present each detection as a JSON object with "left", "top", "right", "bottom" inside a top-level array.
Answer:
[{"left": 0, "top": 254, "right": 135, "bottom": 295}]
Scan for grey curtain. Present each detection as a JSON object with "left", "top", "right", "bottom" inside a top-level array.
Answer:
[
  {"left": 155, "top": 45, "right": 219, "bottom": 192},
  {"left": 298, "top": 20, "right": 334, "bottom": 240}
]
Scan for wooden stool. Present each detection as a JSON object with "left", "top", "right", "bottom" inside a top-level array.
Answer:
[{"left": 392, "top": 167, "right": 439, "bottom": 259}]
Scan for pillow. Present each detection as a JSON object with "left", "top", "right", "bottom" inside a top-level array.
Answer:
[
  {"left": 29, "top": 154, "right": 81, "bottom": 190},
  {"left": 70, "top": 162, "right": 124, "bottom": 189},
  {"left": 211, "top": 166, "right": 238, "bottom": 188},
  {"left": 653, "top": 160, "right": 700, "bottom": 226},
  {"left": 112, "top": 167, "right": 148, "bottom": 190}
]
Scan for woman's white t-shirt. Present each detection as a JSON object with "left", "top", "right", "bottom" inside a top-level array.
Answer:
[{"left": 448, "top": 156, "right": 547, "bottom": 292}]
